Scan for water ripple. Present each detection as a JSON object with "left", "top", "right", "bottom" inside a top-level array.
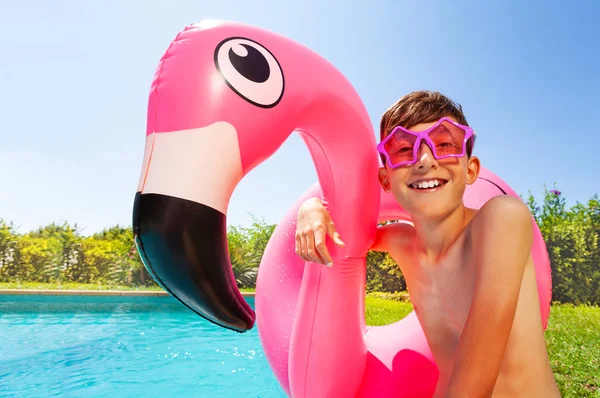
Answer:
[{"left": 0, "top": 295, "right": 285, "bottom": 397}]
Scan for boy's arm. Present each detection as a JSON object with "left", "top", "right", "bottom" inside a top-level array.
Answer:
[
  {"left": 294, "top": 198, "right": 413, "bottom": 265},
  {"left": 444, "top": 196, "right": 533, "bottom": 397}
]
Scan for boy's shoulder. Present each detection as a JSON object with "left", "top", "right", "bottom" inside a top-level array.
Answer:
[
  {"left": 468, "top": 195, "right": 534, "bottom": 255},
  {"left": 373, "top": 220, "right": 416, "bottom": 253},
  {"left": 472, "top": 195, "right": 532, "bottom": 228},
  {"left": 383, "top": 220, "right": 416, "bottom": 241}
]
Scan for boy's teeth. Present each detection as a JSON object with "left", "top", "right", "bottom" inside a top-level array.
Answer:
[{"left": 412, "top": 179, "right": 442, "bottom": 189}]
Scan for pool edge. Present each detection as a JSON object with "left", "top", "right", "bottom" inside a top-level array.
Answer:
[{"left": 0, "top": 289, "right": 256, "bottom": 297}]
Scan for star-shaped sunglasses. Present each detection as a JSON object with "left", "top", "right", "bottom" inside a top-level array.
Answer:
[{"left": 377, "top": 117, "right": 475, "bottom": 168}]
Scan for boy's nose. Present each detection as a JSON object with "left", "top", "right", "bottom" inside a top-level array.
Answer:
[{"left": 415, "top": 141, "right": 438, "bottom": 169}]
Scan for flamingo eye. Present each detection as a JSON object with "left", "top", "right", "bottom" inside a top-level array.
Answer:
[{"left": 214, "top": 37, "right": 285, "bottom": 108}]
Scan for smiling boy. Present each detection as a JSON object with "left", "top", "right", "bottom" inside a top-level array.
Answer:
[{"left": 294, "top": 91, "right": 560, "bottom": 397}]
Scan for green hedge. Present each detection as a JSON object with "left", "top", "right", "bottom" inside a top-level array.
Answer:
[{"left": 1, "top": 187, "right": 598, "bottom": 305}]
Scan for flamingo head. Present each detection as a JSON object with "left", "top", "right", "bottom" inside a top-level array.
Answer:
[{"left": 132, "top": 20, "right": 375, "bottom": 332}]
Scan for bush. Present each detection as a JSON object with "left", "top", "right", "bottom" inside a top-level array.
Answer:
[
  {"left": 0, "top": 222, "right": 153, "bottom": 288},
  {"left": 367, "top": 291, "right": 411, "bottom": 302},
  {"left": 366, "top": 250, "right": 406, "bottom": 293},
  {"left": 526, "top": 187, "right": 599, "bottom": 305}
]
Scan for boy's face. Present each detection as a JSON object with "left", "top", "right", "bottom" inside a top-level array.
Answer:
[{"left": 377, "top": 116, "right": 481, "bottom": 219}]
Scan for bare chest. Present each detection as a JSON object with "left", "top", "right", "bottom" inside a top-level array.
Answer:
[{"left": 401, "top": 247, "right": 477, "bottom": 366}]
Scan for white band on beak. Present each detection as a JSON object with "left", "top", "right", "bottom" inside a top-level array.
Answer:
[{"left": 137, "top": 121, "right": 243, "bottom": 215}]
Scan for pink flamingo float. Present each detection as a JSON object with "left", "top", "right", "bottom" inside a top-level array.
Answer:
[{"left": 133, "top": 20, "right": 552, "bottom": 398}]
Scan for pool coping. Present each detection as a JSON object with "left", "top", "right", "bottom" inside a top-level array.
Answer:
[{"left": 0, "top": 289, "right": 256, "bottom": 297}]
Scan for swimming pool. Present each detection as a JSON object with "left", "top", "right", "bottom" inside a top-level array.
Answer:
[{"left": 0, "top": 295, "right": 286, "bottom": 397}]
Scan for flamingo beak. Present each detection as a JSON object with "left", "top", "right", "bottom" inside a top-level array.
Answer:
[{"left": 132, "top": 123, "right": 254, "bottom": 333}]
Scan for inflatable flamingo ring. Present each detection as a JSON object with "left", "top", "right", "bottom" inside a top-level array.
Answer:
[{"left": 133, "top": 20, "right": 552, "bottom": 398}]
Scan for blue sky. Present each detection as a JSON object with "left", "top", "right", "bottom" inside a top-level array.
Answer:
[{"left": 1, "top": 0, "right": 598, "bottom": 235}]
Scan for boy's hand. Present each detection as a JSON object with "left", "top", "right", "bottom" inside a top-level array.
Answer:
[{"left": 295, "top": 198, "right": 345, "bottom": 267}]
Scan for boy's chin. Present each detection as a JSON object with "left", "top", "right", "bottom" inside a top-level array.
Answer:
[
  {"left": 401, "top": 197, "right": 456, "bottom": 219},
  {"left": 406, "top": 207, "right": 449, "bottom": 220}
]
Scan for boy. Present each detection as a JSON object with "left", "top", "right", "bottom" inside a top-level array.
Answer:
[{"left": 294, "top": 91, "right": 560, "bottom": 397}]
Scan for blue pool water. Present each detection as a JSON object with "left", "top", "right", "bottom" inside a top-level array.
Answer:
[{"left": 0, "top": 295, "right": 287, "bottom": 397}]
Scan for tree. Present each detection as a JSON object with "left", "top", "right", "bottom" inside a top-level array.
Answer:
[
  {"left": 0, "top": 220, "right": 22, "bottom": 282},
  {"left": 526, "top": 186, "right": 599, "bottom": 305},
  {"left": 226, "top": 214, "right": 276, "bottom": 288},
  {"left": 366, "top": 251, "right": 406, "bottom": 293}
]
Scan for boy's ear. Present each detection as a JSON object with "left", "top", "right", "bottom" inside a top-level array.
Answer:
[
  {"left": 378, "top": 167, "right": 391, "bottom": 192},
  {"left": 466, "top": 155, "right": 481, "bottom": 185}
]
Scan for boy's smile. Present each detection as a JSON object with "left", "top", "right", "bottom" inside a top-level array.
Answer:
[{"left": 408, "top": 177, "right": 449, "bottom": 191}]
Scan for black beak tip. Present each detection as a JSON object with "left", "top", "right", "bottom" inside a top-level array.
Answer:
[{"left": 133, "top": 192, "right": 256, "bottom": 332}]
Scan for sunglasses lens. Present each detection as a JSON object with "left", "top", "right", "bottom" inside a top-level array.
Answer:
[
  {"left": 429, "top": 120, "right": 467, "bottom": 156},
  {"left": 384, "top": 131, "right": 417, "bottom": 165}
]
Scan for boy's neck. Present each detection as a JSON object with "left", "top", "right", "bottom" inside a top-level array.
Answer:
[{"left": 411, "top": 203, "right": 474, "bottom": 263}]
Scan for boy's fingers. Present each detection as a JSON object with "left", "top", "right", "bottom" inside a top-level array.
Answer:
[
  {"left": 303, "top": 232, "right": 322, "bottom": 264},
  {"left": 298, "top": 234, "right": 311, "bottom": 263},
  {"left": 328, "top": 222, "right": 345, "bottom": 247},
  {"left": 314, "top": 236, "right": 333, "bottom": 266},
  {"left": 332, "top": 232, "right": 345, "bottom": 246},
  {"left": 296, "top": 236, "right": 305, "bottom": 262}
]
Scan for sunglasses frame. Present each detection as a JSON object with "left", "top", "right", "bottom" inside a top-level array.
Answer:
[{"left": 377, "top": 117, "right": 475, "bottom": 168}]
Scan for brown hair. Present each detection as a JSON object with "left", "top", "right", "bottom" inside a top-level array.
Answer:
[{"left": 379, "top": 90, "right": 475, "bottom": 165}]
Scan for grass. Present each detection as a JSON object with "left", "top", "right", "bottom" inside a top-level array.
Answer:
[
  {"left": 545, "top": 303, "right": 600, "bottom": 397},
  {"left": 2, "top": 283, "right": 598, "bottom": 396},
  {"left": 365, "top": 294, "right": 413, "bottom": 325}
]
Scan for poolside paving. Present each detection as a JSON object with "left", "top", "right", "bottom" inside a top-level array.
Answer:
[{"left": 0, "top": 289, "right": 255, "bottom": 297}]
